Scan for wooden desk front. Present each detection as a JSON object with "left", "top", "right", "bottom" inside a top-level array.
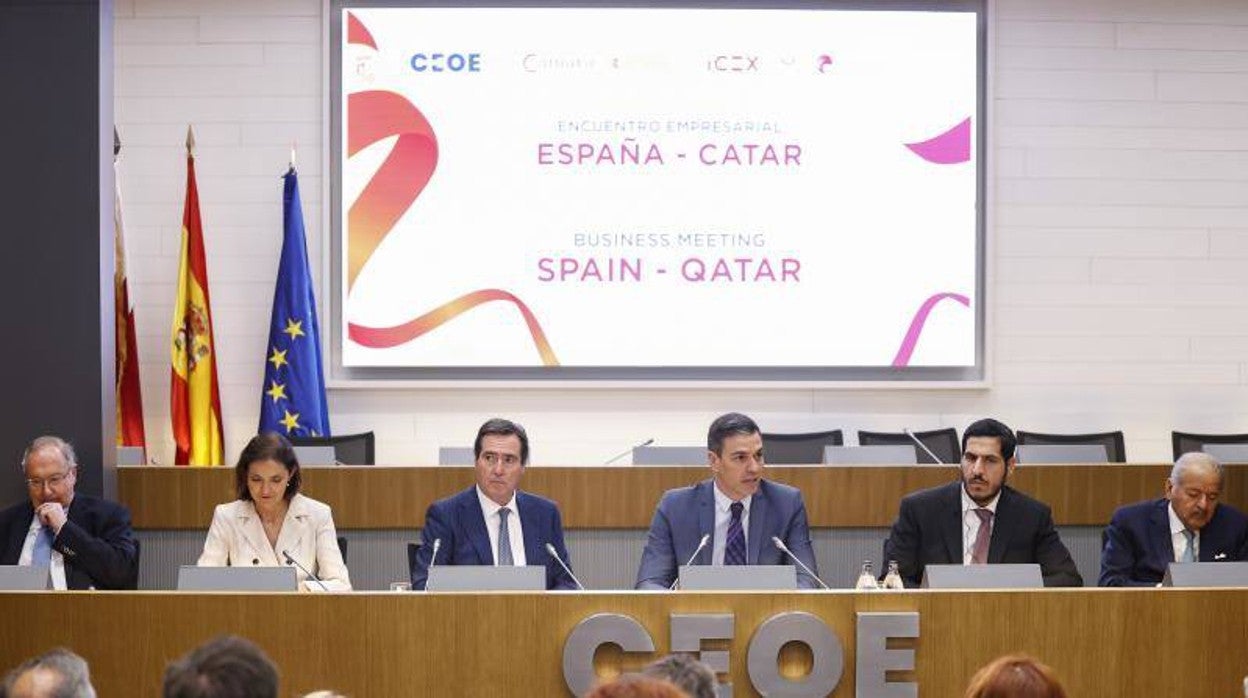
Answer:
[
  {"left": 0, "top": 589, "right": 1243, "bottom": 696},
  {"left": 118, "top": 463, "right": 1244, "bottom": 530}
]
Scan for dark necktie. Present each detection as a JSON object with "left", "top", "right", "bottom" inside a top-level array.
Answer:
[
  {"left": 971, "top": 508, "right": 993, "bottom": 564},
  {"left": 724, "top": 501, "right": 746, "bottom": 566}
]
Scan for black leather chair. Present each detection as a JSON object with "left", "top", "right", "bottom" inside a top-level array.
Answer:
[
  {"left": 857, "top": 428, "right": 959, "bottom": 465},
  {"left": 406, "top": 542, "right": 421, "bottom": 587},
  {"left": 290, "top": 431, "right": 376, "bottom": 465},
  {"left": 337, "top": 536, "right": 348, "bottom": 564},
  {"left": 761, "top": 430, "right": 844, "bottom": 464},
  {"left": 1017, "top": 430, "right": 1126, "bottom": 463},
  {"left": 1171, "top": 431, "right": 1248, "bottom": 460}
]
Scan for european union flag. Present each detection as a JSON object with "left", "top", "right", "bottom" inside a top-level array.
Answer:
[{"left": 258, "top": 168, "right": 330, "bottom": 437}]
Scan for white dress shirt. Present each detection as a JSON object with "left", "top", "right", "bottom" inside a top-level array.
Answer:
[
  {"left": 476, "top": 487, "right": 526, "bottom": 567},
  {"left": 1168, "top": 503, "right": 1199, "bottom": 562},
  {"left": 960, "top": 487, "right": 1001, "bottom": 565},
  {"left": 19, "top": 515, "right": 67, "bottom": 590},
  {"left": 711, "top": 483, "right": 752, "bottom": 566}
]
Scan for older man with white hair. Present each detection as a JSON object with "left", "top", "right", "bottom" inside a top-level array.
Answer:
[
  {"left": 1100, "top": 451, "right": 1248, "bottom": 586},
  {"left": 0, "top": 436, "right": 139, "bottom": 590}
]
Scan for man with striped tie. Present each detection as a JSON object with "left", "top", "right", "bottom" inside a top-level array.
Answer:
[
  {"left": 0, "top": 436, "right": 139, "bottom": 589},
  {"left": 635, "top": 412, "right": 820, "bottom": 590}
]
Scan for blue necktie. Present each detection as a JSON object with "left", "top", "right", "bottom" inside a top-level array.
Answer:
[
  {"left": 31, "top": 525, "right": 53, "bottom": 567},
  {"left": 724, "top": 502, "right": 746, "bottom": 566},
  {"left": 1180, "top": 529, "right": 1195, "bottom": 563},
  {"left": 497, "top": 508, "right": 514, "bottom": 566}
]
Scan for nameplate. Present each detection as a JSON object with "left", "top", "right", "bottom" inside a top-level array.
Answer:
[
  {"left": 679, "top": 565, "right": 797, "bottom": 590},
  {"left": 920, "top": 563, "right": 1043, "bottom": 589}
]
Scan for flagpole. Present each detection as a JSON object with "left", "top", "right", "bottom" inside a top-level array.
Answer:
[{"left": 185, "top": 125, "right": 196, "bottom": 156}]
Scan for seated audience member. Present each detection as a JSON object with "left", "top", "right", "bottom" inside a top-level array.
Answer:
[
  {"left": 964, "top": 654, "right": 1067, "bottom": 698},
  {"left": 162, "top": 635, "right": 278, "bottom": 698},
  {"left": 411, "top": 418, "right": 577, "bottom": 590},
  {"left": 196, "top": 433, "right": 351, "bottom": 591},
  {"left": 1100, "top": 451, "right": 1248, "bottom": 586},
  {"left": 635, "top": 412, "right": 820, "bottom": 590},
  {"left": 642, "top": 654, "right": 716, "bottom": 698},
  {"left": 1, "top": 648, "right": 96, "bottom": 698},
  {"left": 586, "top": 674, "right": 688, "bottom": 698},
  {"left": 883, "top": 418, "right": 1083, "bottom": 588},
  {"left": 0, "top": 436, "right": 139, "bottom": 589}
]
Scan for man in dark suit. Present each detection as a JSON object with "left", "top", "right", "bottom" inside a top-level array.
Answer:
[
  {"left": 1100, "top": 451, "right": 1248, "bottom": 586},
  {"left": 0, "top": 435, "right": 139, "bottom": 590},
  {"left": 635, "top": 412, "right": 820, "bottom": 590},
  {"left": 883, "top": 418, "right": 1082, "bottom": 588},
  {"left": 411, "top": 418, "right": 577, "bottom": 590}
]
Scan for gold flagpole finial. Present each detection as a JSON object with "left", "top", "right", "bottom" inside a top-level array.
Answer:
[{"left": 289, "top": 140, "right": 297, "bottom": 170}]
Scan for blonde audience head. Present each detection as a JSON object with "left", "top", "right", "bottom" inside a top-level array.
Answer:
[{"left": 964, "top": 654, "right": 1066, "bottom": 698}]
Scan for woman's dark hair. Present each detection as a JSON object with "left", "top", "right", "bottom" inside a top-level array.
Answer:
[{"left": 234, "top": 432, "right": 301, "bottom": 502}]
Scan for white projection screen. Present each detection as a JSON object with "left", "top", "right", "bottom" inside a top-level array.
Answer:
[{"left": 329, "top": 1, "right": 986, "bottom": 383}]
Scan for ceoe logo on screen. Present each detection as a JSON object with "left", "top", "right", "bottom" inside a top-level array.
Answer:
[{"left": 409, "top": 52, "right": 481, "bottom": 72}]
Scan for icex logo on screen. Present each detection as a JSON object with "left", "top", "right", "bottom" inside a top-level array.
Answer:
[{"left": 409, "top": 52, "right": 481, "bottom": 72}]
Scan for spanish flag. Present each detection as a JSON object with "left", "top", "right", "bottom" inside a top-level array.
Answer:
[{"left": 170, "top": 127, "right": 224, "bottom": 466}]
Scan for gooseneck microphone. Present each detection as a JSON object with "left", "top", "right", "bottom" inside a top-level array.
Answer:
[
  {"left": 670, "top": 533, "right": 711, "bottom": 590},
  {"left": 281, "top": 549, "right": 329, "bottom": 591},
  {"left": 428, "top": 538, "right": 442, "bottom": 572},
  {"left": 904, "top": 428, "right": 945, "bottom": 465},
  {"left": 604, "top": 438, "right": 655, "bottom": 465},
  {"left": 771, "top": 536, "right": 830, "bottom": 590},
  {"left": 545, "top": 543, "right": 586, "bottom": 590}
]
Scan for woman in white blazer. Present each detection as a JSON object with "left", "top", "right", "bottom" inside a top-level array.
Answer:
[{"left": 196, "top": 432, "right": 351, "bottom": 591}]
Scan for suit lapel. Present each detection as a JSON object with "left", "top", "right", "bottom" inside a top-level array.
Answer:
[
  {"left": 747, "top": 482, "right": 768, "bottom": 565},
  {"left": 461, "top": 489, "right": 494, "bottom": 565},
  {"left": 516, "top": 492, "right": 541, "bottom": 565},
  {"left": 986, "top": 488, "right": 1016, "bottom": 563},
  {"left": 697, "top": 481, "right": 715, "bottom": 564},
  {"left": 238, "top": 503, "right": 280, "bottom": 565},
  {"left": 1149, "top": 499, "right": 1174, "bottom": 564},
  {"left": 3, "top": 503, "right": 35, "bottom": 562},
  {"left": 940, "top": 482, "right": 963, "bottom": 563},
  {"left": 273, "top": 497, "right": 308, "bottom": 562}
]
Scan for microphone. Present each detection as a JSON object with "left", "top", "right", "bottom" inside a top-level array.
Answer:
[
  {"left": 772, "top": 536, "right": 830, "bottom": 590},
  {"left": 604, "top": 438, "right": 655, "bottom": 465},
  {"left": 545, "top": 543, "right": 586, "bottom": 591},
  {"left": 903, "top": 428, "right": 945, "bottom": 465},
  {"left": 281, "top": 549, "right": 329, "bottom": 592},
  {"left": 428, "top": 538, "right": 442, "bottom": 572},
  {"left": 670, "top": 533, "right": 711, "bottom": 590}
]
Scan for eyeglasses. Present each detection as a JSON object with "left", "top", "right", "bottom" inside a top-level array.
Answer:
[{"left": 25, "top": 470, "right": 73, "bottom": 490}]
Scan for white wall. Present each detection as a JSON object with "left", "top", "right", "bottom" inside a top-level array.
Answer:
[{"left": 114, "top": 0, "right": 1248, "bottom": 466}]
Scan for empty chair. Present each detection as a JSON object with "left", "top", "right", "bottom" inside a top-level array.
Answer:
[
  {"left": 438, "top": 447, "right": 475, "bottom": 465},
  {"left": 1171, "top": 431, "right": 1248, "bottom": 461},
  {"left": 857, "top": 428, "right": 959, "bottom": 465},
  {"left": 632, "top": 446, "right": 707, "bottom": 465},
  {"left": 823, "top": 445, "right": 918, "bottom": 465},
  {"left": 761, "top": 429, "right": 843, "bottom": 464},
  {"left": 290, "top": 431, "right": 375, "bottom": 465},
  {"left": 337, "top": 536, "right": 348, "bottom": 564},
  {"left": 292, "top": 445, "right": 336, "bottom": 465},
  {"left": 1017, "top": 430, "right": 1125, "bottom": 463},
  {"left": 1198, "top": 443, "right": 1248, "bottom": 464}
]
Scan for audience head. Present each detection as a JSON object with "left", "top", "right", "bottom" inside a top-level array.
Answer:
[
  {"left": 473, "top": 418, "right": 530, "bottom": 506},
  {"left": 585, "top": 673, "right": 688, "bottom": 698},
  {"left": 1167, "top": 451, "right": 1224, "bottom": 532},
  {"left": 1, "top": 648, "right": 95, "bottom": 698},
  {"left": 960, "top": 419, "right": 1017, "bottom": 506},
  {"left": 21, "top": 436, "right": 79, "bottom": 511},
  {"left": 964, "top": 654, "right": 1066, "bottom": 698},
  {"left": 641, "top": 654, "right": 715, "bottom": 698},
  {"left": 234, "top": 432, "right": 301, "bottom": 504},
  {"left": 162, "top": 635, "right": 279, "bottom": 698},
  {"left": 706, "top": 412, "right": 765, "bottom": 502}
]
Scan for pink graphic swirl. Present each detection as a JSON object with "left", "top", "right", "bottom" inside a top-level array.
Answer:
[
  {"left": 904, "top": 117, "right": 971, "bottom": 165},
  {"left": 892, "top": 292, "right": 971, "bottom": 367}
]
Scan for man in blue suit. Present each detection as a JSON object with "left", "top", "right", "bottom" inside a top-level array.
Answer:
[
  {"left": 0, "top": 435, "right": 139, "bottom": 590},
  {"left": 1100, "top": 451, "right": 1248, "bottom": 586},
  {"left": 635, "top": 412, "right": 820, "bottom": 590},
  {"left": 411, "top": 418, "right": 577, "bottom": 590}
]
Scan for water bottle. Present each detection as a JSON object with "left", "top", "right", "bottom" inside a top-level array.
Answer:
[
  {"left": 854, "top": 560, "right": 878, "bottom": 590},
  {"left": 881, "top": 560, "right": 905, "bottom": 590}
]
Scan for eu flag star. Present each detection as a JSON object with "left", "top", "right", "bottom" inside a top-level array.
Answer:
[
  {"left": 268, "top": 347, "right": 288, "bottom": 370},
  {"left": 280, "top": 409, "right": 301, "bottom": 433},
  {"left": 265, "top": 381, "right": 287, "bottom": 404},
  {"left": 283, "top": 318, "right": 305, "bottom": 340}
]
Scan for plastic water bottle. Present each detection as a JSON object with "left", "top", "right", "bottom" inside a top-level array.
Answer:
[
  {"left": 881, "top": 560, "right": 905, "bottom": 590},
  {"left": 854, "top": 561, "right": 878, "bottom": 590}
]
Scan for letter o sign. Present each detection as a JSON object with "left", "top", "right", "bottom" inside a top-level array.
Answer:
[{"left": 747, "top": 612, "right": 843, "bottom": 697}]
